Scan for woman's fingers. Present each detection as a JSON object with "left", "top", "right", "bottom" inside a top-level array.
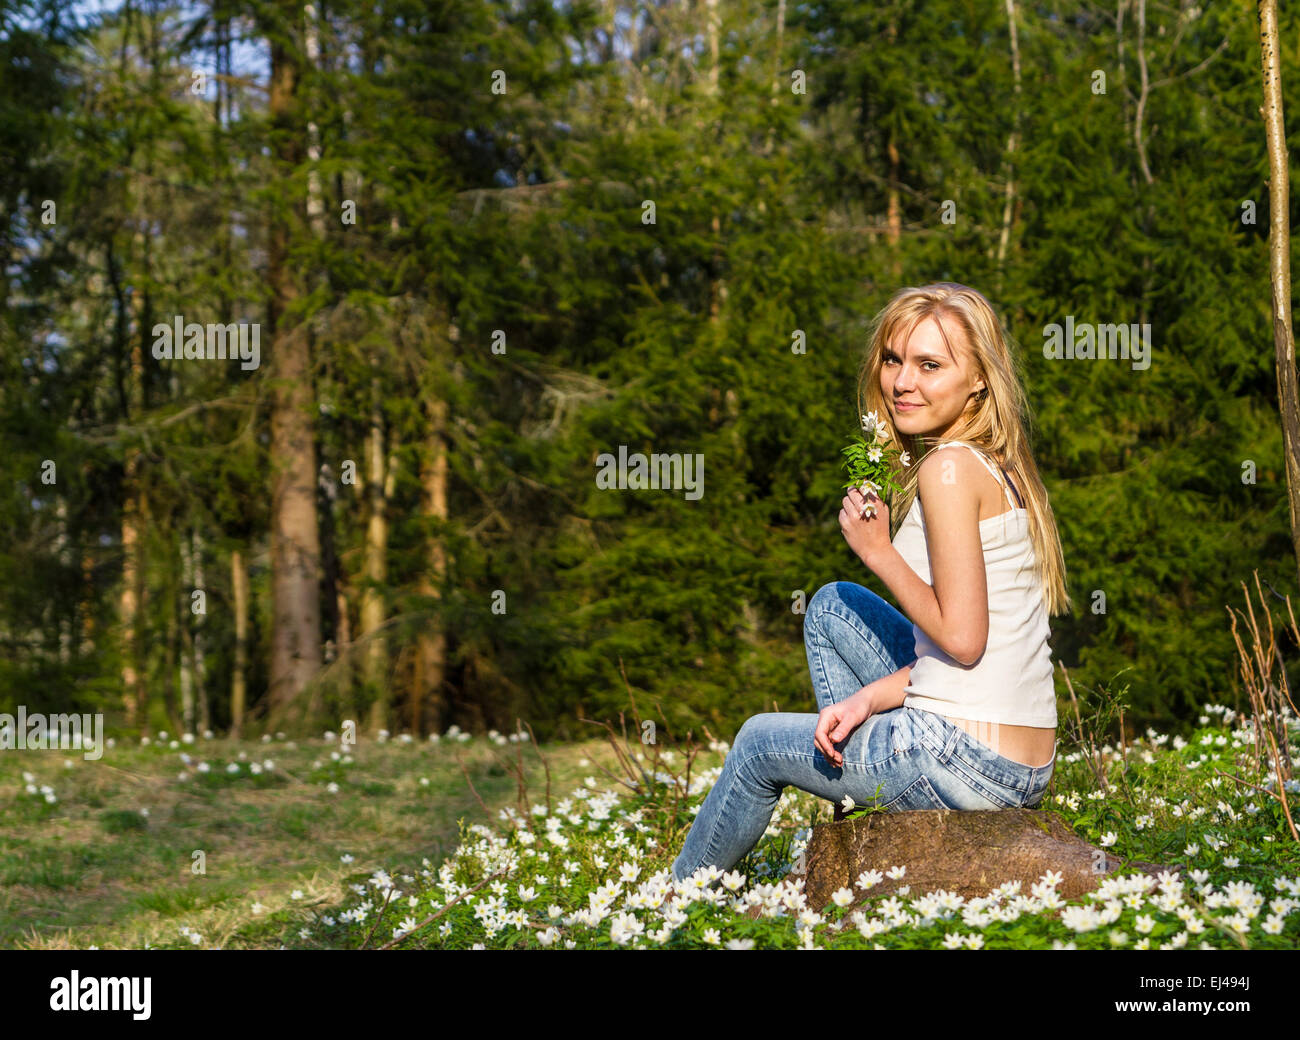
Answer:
[
  {"left": 814, "top": 711, "right": 836, "bottom": 764},
  {"left": 815, "top": 709, "right": 843, "bottom": 767}
]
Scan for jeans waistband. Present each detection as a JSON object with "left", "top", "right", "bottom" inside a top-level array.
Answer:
[{"left": 908, "top": 707, "right": 1054, "bottom": 796}]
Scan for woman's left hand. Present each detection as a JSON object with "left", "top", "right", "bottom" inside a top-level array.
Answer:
[{"left": 839, "top": 487, "right": 891, "bottom": 566}]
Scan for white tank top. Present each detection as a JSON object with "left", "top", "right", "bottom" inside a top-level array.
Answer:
[{"left": 891, "top": 441, "right": 1057, "bottom": 728}]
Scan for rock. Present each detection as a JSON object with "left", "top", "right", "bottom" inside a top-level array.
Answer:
[{"left": 789, "top": 808, "right": 1179, "bottom": 913}]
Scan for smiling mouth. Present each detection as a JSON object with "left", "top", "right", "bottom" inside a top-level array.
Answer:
[{"left": 895, "top": 401, "right": 923, "bottom": 408}]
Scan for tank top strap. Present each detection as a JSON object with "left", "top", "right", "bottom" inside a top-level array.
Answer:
[{"left": 933, "top": 441, "right": 1019, "bottom": 511}]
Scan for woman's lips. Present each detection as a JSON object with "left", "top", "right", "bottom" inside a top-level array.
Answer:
[{"left": 895, "top": 401, "right": 922, "bottom": 410}]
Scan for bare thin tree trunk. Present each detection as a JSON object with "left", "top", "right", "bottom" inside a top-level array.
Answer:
[
  {"left": 1258, "top": 0, "right": 1300, "bottom": 593},
  {"left": 764, "top": 0, "right": 786, "bottom": 155},
  {"left": 884, "top": 19, "right": 901, "bottom": 280},
  {"left": 121, "top": 309, "right": 147, "bottom": 731},
  {"left": 192, "top": 529, "right": 208, "bottom": 734},
  {"left": 336, "top": 583, "right": 355, "bottom": 722},
  {"left": 414, "top": 393, "right": 450, "bottom": 735},
  {"left": 164, "top": 572, "right": 181, "bottom": 734},
  {"left": 180, "top": 532, "right": 195, "bottom": 732},
  {"left": 362, "top": 375, "right": 392, "bottom": 734},
  {"left": 994, "top": 0, "right": 1022, "bottom": 277},
  {"left": 1134, "top": 0, "right": 1153, "bottom": 185},
  {"left": 81, "top": 546, "right": 95, "bottom": 657},
  {"left": 705, "top": 0, "right": 724, "bottom": 321},
  {"left": 305, "top": 3, "right": 325, "bottom": 236},
  {"left": 54, "top": 499, "right": 71, "bottom": 664},
  {"left": 231, "top": 547, "right": 248, "bottom": 738}
]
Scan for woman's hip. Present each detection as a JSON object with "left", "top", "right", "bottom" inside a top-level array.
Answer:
[{"left": 729, "top": 707, "right": 1051, "bottom": 811}]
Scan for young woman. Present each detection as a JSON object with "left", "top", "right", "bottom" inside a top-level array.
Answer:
[{"left": 671, "top": 283, "right": 1071, "bottom": 883}]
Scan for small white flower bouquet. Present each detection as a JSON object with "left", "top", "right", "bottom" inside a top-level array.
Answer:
[{"left": 840, "top": 411, "right": 912, "bottom": 519}]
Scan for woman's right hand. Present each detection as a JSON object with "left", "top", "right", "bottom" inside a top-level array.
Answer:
[{"left": 814, "top": 686, "right": 876, "bottom": 768}]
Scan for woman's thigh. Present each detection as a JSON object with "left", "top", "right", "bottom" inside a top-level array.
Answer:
[
  {"left": 804, "top": 581, "right": 916, "bottom": 708},
  {"left": 733, "top": 708, "right": 950, "bottom": 812},
  {"left": 735, "top": 707, "right": 1051, "bottom": 812}
]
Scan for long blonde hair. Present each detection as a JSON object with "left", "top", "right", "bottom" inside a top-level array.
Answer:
[{"left": 857, "top": 282, "right": 1072, "bottom": 617}]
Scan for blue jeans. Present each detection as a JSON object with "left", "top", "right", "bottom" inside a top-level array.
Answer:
[{"left": 670, "top": 581, "right": 1055, "bottom": 882}]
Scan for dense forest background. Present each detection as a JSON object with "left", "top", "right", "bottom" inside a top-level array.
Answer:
[{"left": 3, "top": 0, "right": 1298, "bottom": 743}]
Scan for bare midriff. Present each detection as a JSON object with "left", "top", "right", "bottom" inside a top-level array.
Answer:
[{"left": 940, "top": 716, "right": 1056, "bottom": 769}]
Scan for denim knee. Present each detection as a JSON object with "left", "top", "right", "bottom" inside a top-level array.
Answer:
[{"left": 803, "top": 582, "right": 840, "bottom": 639}]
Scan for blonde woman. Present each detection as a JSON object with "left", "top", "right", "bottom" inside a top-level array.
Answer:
[{"left": 672, "top": 283, "right": 1071, "bottom": 883}]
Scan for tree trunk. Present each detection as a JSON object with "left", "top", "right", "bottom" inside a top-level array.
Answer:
[
  {"left": 164, "top": 570, "right": 181, "bottom": 735},
  {"left": 414, "top": 393, "right": 450, "bottom": 735},
  {"left": 1258, "top": 0, "right": 1300, "bottom": 593},
  {"left": 362, "top": 375, "right": 392, "bottom": 734},
  {"left": 994, "top": 0, "right": 1022, "bottom": 283},
  {"left": 192, "top": 529, "right": 208, "bottom": 734},
  {"left": 120, "top": 312, "right": 146, "bottom": 731},
  {"left": 705, "top": 0, "right": 724, "bottom": 321},
  {"left": 265, "top": 2, "right": 323, "bottom": 732},
  {"left": 231, "top": 547, "right": 248, "bottom": 739},
  {"left": 180, "top": 531, "right": 195, "bottom": 733}
]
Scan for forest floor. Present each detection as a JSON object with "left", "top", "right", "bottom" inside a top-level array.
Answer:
[
  {"left": 0, "top": 727, "right": 623, "bottom": 949},
  {"left": 3, "top": 704, "right": 1299, "bottom": 949}
]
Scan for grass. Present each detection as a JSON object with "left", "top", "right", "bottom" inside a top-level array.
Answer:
[
  {"left": 1, "top": 704, "right": 1298, "bottom": 950},
  {"left": 0, "top": 730, "right": 612, "bottom": 948}
]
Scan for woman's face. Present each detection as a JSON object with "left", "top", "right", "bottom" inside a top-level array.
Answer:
[{"left": 879, "top": 315, "right": 985, "bottom": 439}]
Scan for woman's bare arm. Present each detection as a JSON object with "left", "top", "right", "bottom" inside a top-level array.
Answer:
[
  {"left": 861, "top": 658, "right": 919, "bottom": 712},
  {"left": 861, "top": 449, "right": 990, "bottom": 666}
]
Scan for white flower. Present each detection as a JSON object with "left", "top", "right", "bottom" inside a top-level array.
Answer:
[
  {"left": 1099, "top": 831, "right": 1117, "bottom": 847},
  {"left": 840, "top": 794, "right": 855, "bottom": 812},
  {"left": 831, "top": 887, "right": 855, "bottom": 907},
  {"left": 900, "top": 451, "right": 911, "bottom": 467},
  {"left": 856, "top": 869, "right": 883, "bottom": 890}
]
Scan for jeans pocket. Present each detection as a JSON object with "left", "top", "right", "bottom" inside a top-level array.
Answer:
[
  {"left": 882, "top": 774, "right": 947, "bottom": 811},
  {"left": 1024, "top": 767, "right": 1052, "bottom": 809},
  {"left": 947, "top": 750, "right": 1027, "bottom": 809}
]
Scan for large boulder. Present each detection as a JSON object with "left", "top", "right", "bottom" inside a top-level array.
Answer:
[{"left": 789, "top": 808, "right": 1179, "bottom": 913}]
